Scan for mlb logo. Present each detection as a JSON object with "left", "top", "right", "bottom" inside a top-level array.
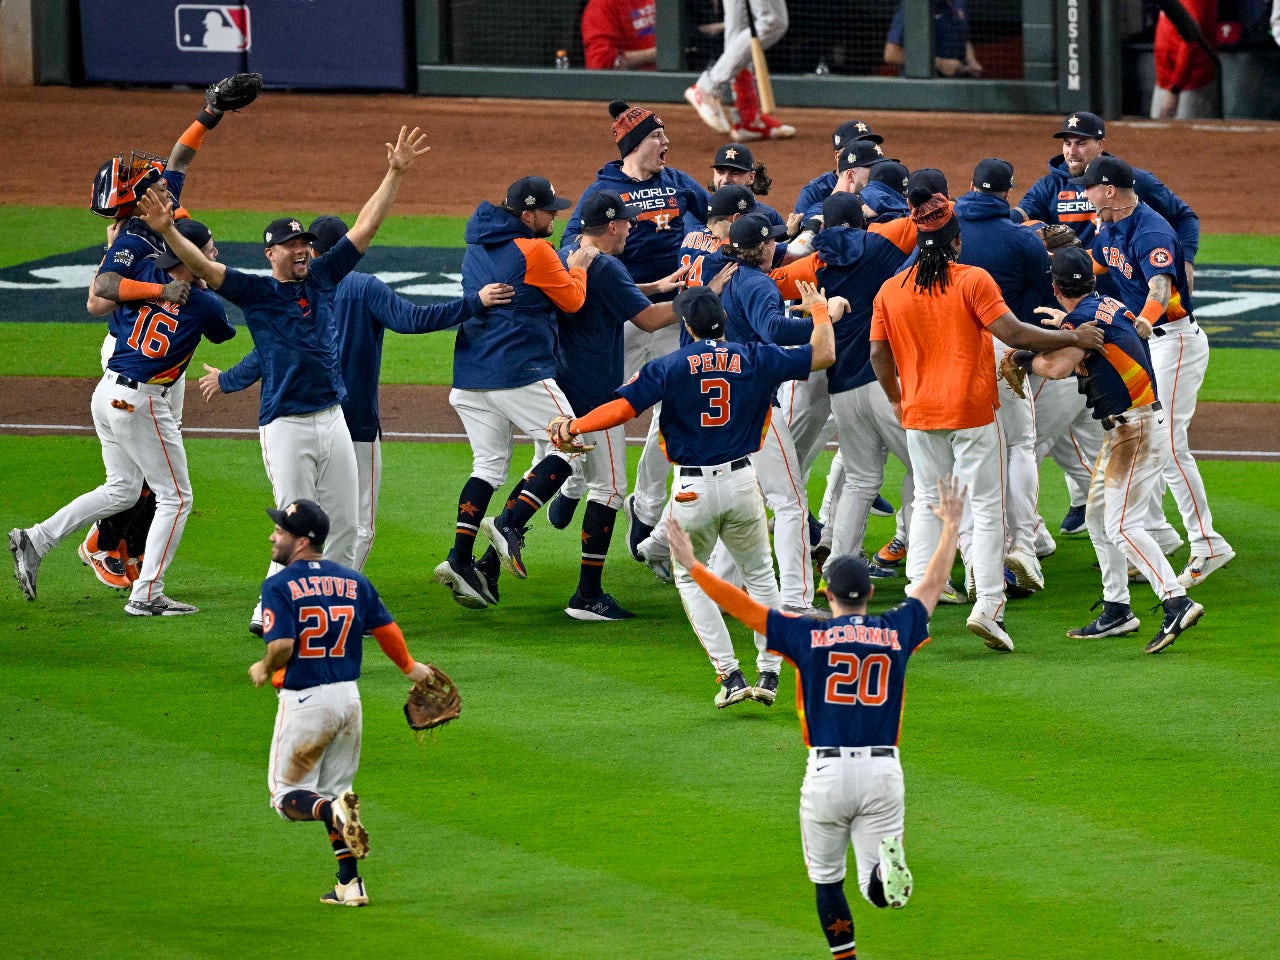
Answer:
[{"left": 175, "top": 4, "right": 251, "bottom": 52}]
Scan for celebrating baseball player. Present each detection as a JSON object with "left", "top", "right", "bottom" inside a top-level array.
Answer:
[
  {"left": 1011, "top": 247, "right": 1205, "bottom": 653},
  {"left": 706, "top": 143, "right": 787, "bottom": 227},
  {"left": 549, "top": 283, "right": 836, "bottom": 707},
  {"left": 248, "top": 499, "right": 435, "bottom": 906},
  {"left": 791, "top": 119, "right": 886, "bottom": 229},
  {"left": 665, "top": 475, "right": 966, "bottom": 959}
]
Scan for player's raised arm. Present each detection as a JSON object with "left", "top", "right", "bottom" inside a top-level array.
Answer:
[
  {"left": 136, "top": 187, "right": 228, "bottom": 290},
  {"left": 345, "top": 126, "right": 431, "bottom": 253},
  {"left": 797, "top": 280, "right": 835, "bottom": 370}
]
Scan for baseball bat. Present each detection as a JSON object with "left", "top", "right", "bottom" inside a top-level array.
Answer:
[{"left": 745, "top": 1, "right": 776, "bottom": 115}]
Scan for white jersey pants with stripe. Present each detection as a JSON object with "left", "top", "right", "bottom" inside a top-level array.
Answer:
[
  {"left": 625, "top": 324, "right": 681, "bottom": 526},
  {"left": 557, "top": 424, "right": 629, "bottom": 509},
  {"left": 1031, "top": 374, "right": 1100, "bottom": 508},
  {"left": 994, "top": 357, "right": 1039, "bottom": 558},
  {"left": 906, "top": 420, "right": 1007, "bottom": 621},
  {"left": 696, "top": 0, "right": 789, "bottom": 99},
  {"left": 268, "top": 680, "right": 362, "bottom": 813},
  {"left": 755, "top": 414, "right": 815, "bottom": 607},
  {"left": 352, "top": 439, "right": 382, "bottom": 572},
  {"left": 779, "top": 369, "right": 835, "bottom": 480},
  {"left": 28, "top": 372, "right": 193, "bottom": 605},
  {"left": 817, "top": 449, "right": 910, "bottom": 552},
  {"left": 670, "top": 461, "right": 783, "bottom": 679},
  {"left": 449, "top": 379, "right": 574, "bottom": 489}
]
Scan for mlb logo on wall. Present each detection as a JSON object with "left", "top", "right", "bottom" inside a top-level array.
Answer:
[{"left": 175, "top": 5, "right": 251, "bottom": 52}]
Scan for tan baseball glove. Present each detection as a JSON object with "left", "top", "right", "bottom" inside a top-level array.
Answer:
[
  {"left": 998, "top": 349, "right": 1029, "bottom": 399},
  {"left": 1038, "top": 223, "right": 1081, "bottom": 253},
  {"left": 547, "top": 415, "right": 596, "bottom": 455},
  {"left": 404, "top": 666, "right": 461, "bottom": 738}
]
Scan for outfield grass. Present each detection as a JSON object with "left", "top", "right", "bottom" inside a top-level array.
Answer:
[{"left": 1, "top": 436, "right": 1275, "bottom": 959}]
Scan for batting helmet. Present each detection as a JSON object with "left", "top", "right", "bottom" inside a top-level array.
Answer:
[{"left": 92, "top": 150, "right": 167, "bottom": 220}]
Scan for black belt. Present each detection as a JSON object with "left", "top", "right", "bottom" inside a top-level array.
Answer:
[
  {"left": 1102, "top": 401, "right": 1161, "bottom": 431},
  {"left": 679, "top": 457, "right": 750, "bottom": 477},
  {"left": 1152, "top": 317, "right": 1195, "bottom": 338},
  {"left": 112, "top": 372, "right": 168, "bottom": 395},
  {"left": 814, "top": 746, "right": 897, "bottom": 759}
]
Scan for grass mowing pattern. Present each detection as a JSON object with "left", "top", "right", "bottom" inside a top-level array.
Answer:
[{"left": 2, "top": 436, "right": 1276, "bottom": 958}]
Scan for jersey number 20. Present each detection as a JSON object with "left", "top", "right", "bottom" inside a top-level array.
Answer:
[
  {"left": 824, "top": 652, "right": 890, "bottom": 705},
  {"left": 297, "top": 605, "right": 355, "bottom": 658}
]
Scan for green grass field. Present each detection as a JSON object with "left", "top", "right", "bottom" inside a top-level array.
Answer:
[{"left": 1, "top": 437, "right": 1276, "bottom": 960}]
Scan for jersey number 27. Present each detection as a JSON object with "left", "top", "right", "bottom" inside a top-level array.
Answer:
[{"left": 297, "top": 605, "right": 355, "bottom": 659}]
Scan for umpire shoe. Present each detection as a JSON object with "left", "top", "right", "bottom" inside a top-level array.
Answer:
[
  {"left": 625, "top": 494, "right": 655, "bottom": 563},
  {"left": 480, "top": 517, "right": 528, "bottom": 579},
  {"left": 546, "top": 494, "right": 579, "bottom": 531},
  {"left": 751, "top": 670, "right": 780, "bottom": 706},
  {"left": 878, "top": 837, "right": 913, "bottom": 908},
  {"left": 1067, "top": 602, "right": 1140, "bottom": 639},
  {"left": 125, "top": 595, "right": 199, "bottom": 616},
  {"left": 1060, "top": 504, "right": 1087, "bottom": 535},
  {"left": 966, "top": 611, "right": 1014, "bottom": 652},
  {"left": 320, "top": 876, "right": 368, "bottom": 907},
  {"left": 334, "top": 790, "right": 369, "bottom": 859},
  {"left": 715, "top": 669, "right": 752, "bottom": 709},
  {"left": 434, "top": 551, "right": 491, "bottom": 609},
  {"left": 8, "top": 528, "right": 40, "bottom": 601},
  {"left": 870, "top": 494, "right": 896, "bottom": 518},
  {"left": 474, "top": 549, "right": 501, "bottom": 605},
  {"left": 1177, "top": 548, "right": 1235, "bottom": 589},
  {"left": 565, "top": 591, "right": 636, "bottom": 621},
  {"left": 1144, "top": 595, "right": 1205, "bottom": 655}
]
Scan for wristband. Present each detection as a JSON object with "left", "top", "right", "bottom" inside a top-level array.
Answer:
[
  {"left": 117, "top": 279, "right": 165, "bottom": 302},
  {"left": 1138, "top": 299, "right": 1165, "bottom": 325},
  {"left": 1012, "top": 350, "right": 1036, "bottom": 372},
  {"left": 197, "top": 107, "right": 222, "bottom": 129}
]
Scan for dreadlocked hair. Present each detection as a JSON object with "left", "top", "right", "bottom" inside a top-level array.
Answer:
[{"left": 910, "top": 243, "right": 960, "bottom": 295}]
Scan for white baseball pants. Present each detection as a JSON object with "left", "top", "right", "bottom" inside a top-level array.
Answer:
[
  {"left": 352, "top": 438, "right": 382, "bottom": 572},
  {"left": 449, "top": 379, "right": 574, "bottom": 489},
  {"left": 558, "top": 424, "right": 629, "bottom": 510},
  {"left": 755, "top": 414, "right": 815, "bottom": 607},
  {"left": 268, "top": 680, "right": 362, "bottom": 814},
  {"left": 625, "top": 323, "right": 681, "bottom": 526}
]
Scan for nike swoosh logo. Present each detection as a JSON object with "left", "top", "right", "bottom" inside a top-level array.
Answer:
[
  {"left": 816, "top": 764, "right": 829, "bottom": 772},
  {"left": 298, "top": 694, "right": 313, "bottom": 703},
  {"left": 680, "top": 483, "right": 693, "bottom": 490}
]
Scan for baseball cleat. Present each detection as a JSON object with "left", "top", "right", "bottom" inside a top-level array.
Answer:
[
  {"left": 334, "top": 791, "right": 369, "bottom": 859},
  {"left": 1059, "top": 504, "right": 1087, "bottom": 535},
  {"left": 936, "top": 580, "right": 964, "bottom": 605},
  {"left": 320, "top": 876, "right": 368, "bottom": 907},
  {"left": 868, "top": 562, "right": 898, "bottom": 580},
  {"left": 1176, "top": 548, "right": 1235, "bottom": 589},
  {"left": 645, "top": 554, "right": 674, "bottom": 584},
  {"left": 870, "top": 494, "right": 896, "bottom": 518},
  {"left": 966, "top": 611, "right": 1014, "bottom": 652},
  {"left": 474, "top": 549, "right": 501, "bottom": 605},
  {"left": 624, "top": 494, "right": 655, "bottom": 563},
  {"left": 807, "top": 512, "right": 824, "bottom": 548},
  {"left": 811, "top": 541, "right": 832, "bottom": 572},
  {"left": 125, "top": 594, "right": 199, "bottom": 616},
  {"left": 751, "top": 670, "right": 780, "bottom": 706},
  {"left": 1005, "top": 549, "right": 1045, "bottom": 593},
  {"left": 480, "top": 517, "right": 528, "bottom": 579},
  {"left": 783, "top": 603, "right": 831, "bottom": 620},
  {"left": 78, "top": 540, "right": 130, "bottom": 590},
  {"left": 875, "top": 536, "right": 906, "bottom": 567},
  {"left": 434, "top": 553, "right": 490, "bottom": 609},
  {"left": 546, "top": 494, "right": 579, "bottom": 531},
  {"left": 684, "top": 84, "right": 731, "bottom": 134},
  {"left": 730, "top": 114, "right": 796, "bottom": 141},
  {"left": 715, "top": 669, "right": 752, "bottom": 708},
  {"left": 565, "top": 591, "right": 635, "bottom": 621},
  {"left": 1144, "top": 596, "right": 1204, "bottom": 654},
  {"left": 9, "top": 528, "right": 40, "bottom": 601},
  {"left": 1067, "top": 606, "right": 1140, "bottom": 639},
  {"left": 878, "top": 836, "right": 913, "bottom": 908}
]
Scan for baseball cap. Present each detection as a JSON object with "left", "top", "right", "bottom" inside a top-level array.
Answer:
[
  {"left": 913, "top": 194, "right": 960, "bottom": 248},
  {"left": 711, "top": 143, "right": 754, "bottom": 171},
  {"left": 307, "top": 215, "right": 349, "bottom": 255},
  {"left": 266, "top": 498, "right": 330, "bottom": 545},
  {"left": 708, "top": 184, "right": 757, "bottom": 218},
  {"left": 907, "top": 167, "right": 949, "bottom": 200},
  {"left": 821, "top": 192, "right": 865, "bottom": 230},
  {"left": 505, "top": 175, "right": 573, "bottom": 213},
  {"left": 1053, "top": 111, "right": 1105, "bottom": 139},
  {"left": 823, "top": 555, "right": 872, "bottom": 604},
  {"left": 973, "top": 158, "right": 1015, "bottom": 192},
  {"left": 674, "top": 286, "right": 726, "bottom": 339},
  {"left": 1067, "top": 155, "right": 1135, "bottom": 188},
  {"left": 837, "top": 140, "right": 891, "bottom": 173},
  {"left": 1051, "top": 246, "right": 1095, "bottom": 282},
  {"left": 868, "top": 160, "right": 909, "bottom": 195},
  {"left": 580, "top": 189, "right": 643, "bottom": 228},
  {"left": 155, "top": 218, "right": 212, "bottom": 270},
  {"left": 832, "top": 119, "right": 884, "bottom": 148},
  {"left": 264, "top": 217, "right": 317, "bottom": 247},
  {"left": 728, "top": 212, "right": 787, "bottom": 250}
]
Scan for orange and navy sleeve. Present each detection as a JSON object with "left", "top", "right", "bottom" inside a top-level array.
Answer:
[
  {"left": 688, "top": 564, "right": 769, "bottom": 634},
  {"left": 372, "top": 622, "right": 415, "bottom": 674},
  {"left": 768, "top": 253, "right": 822, "bottom": 299},
  {"left": 515, "top": 237, "right": 588, "bottom": 312},
  {"left": 572, "top": 397, "right": 637, "bottom": 434},
  {"left": 870, "top": 217, "right": 915, "bottom": 254}
]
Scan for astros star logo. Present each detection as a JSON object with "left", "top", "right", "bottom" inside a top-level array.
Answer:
[
  {"left": 856, "top": 121, "right": 868, "bottom": 132},
  {"left": 289, "top": 220, "right": 302, "bottom": 233},
  {"left": 1067, "top": 115, "right": 1080, "bottom": 128},
  {"left": 874, "top": 144, "right": 884, "bottom": 156},
  {"left": 285, "top": 503, "right": 298, "bottom": 516},
  {"left": 580, "top": 530, "right": 591, "bottom": 544},
  {"left": 723, "top": 147, "right": 739, "bottom": 159},
  {"left": 825, "top": 917, "right": 853, "bottom": 935},
  {"left": 458, "top": 501, "right": 480, "bottom": 516}
]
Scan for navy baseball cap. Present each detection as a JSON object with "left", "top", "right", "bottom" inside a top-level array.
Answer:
[
  {"left": 580, "top": 189, "right": 642, "bottom": 228},
  {"left": 824, "top": 555, "right": 872, "bottom": 604},
  {"left": 1054, "top": 111, "right": 1105, "bottom": 139},
  {"left": 267, "top": 499, "right": 330, "bottom": 545},
  {"left": 155, "top": 218, "right": 212, "bottom": 270},
  {"left": 832, "top": 119, "right": 884, "bottom": 148},
  {"left": 264, "top": 217, "right": 316, "bottom": 247},
  {"left": 728, "top": 212, "right": 787, "bottom": 250},
  {"left": 837, "top": 140, "right": 891, "bottom": 173},
  {"left": 674, "top": 286, "right": 726, "bottom": 339},
  {"left": 307, "top": 215, "right": 349, "bottom": 255},
  {"left": 505, "top": 176, "right": 572, "bottom": 212},
  {"left": 973, "top": 158, "right": 1015, "bottom": 192},
  {"left": 907, "top": 167, "right": 949, "bottom": 199},
  {"left": 822, "top": 192, "right": 865, "bottom": 230},
  {"left": 1068, "top": 155, "right": 1135, "bottom": 188},
  {"left": 708, "top": 184, "right": 756, "bottom": 218},
  {"left": 1051, "top": 246, "right": 1095, "bottom": 282},
  {"left": 869, "top": 160, "right": 909, "bottom": 195},
  {"left": 711, "top": 143, "right": 754, "bottom": 171}
]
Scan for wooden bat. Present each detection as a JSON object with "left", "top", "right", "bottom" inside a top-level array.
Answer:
[{"left": 751, "top": 35, "right": 776, "bottom": 115}]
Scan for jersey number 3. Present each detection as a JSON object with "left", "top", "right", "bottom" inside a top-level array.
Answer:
[
  {"left": 824, "top": 652, "right": 890, "bottom": 705},
  {"left": 297, "top": 605, "right": 355, "bottom": 659},
  {"left": 700, "top": 377, "right": 730, "bottom": 427}
]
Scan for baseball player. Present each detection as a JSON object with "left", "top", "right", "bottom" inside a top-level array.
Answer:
[
  {"left": 551, "top": 283, "right": 835, "bottom": 707},
  {"left": 1010, "top": 247, "right": 1205, "bottom": 653},
  {"left": 1072, "top": 155, "right": 1233, "bottom": 588},
  {"left": 869, "top": 193, "right": 1104, "bottom": 652},
  {"left": 665, "top": 475, "right": 965, "bottom": 958},
  {"left": 682, "top": 0, "right": 795, "bottom": 140},
  {"left": 248, "top": 498, "right": 434, "bottom": 906},
  {"left": 8, "top": 217, "right": 234, "bottom": 613},
  {"left": 706, "top": 143, "right": 786, "bottom": 228},
  {"left": 137, "top": 126, "right": 431, "bottom": 632},
  {"left": 198, "top": 215, "right": 513, "bottom": 572},
  {"left": 790, "top": 119, "right": 886, "bottom": 233},
  {"left": 434, "top": 176, "right": 595, "bottom": 608}
]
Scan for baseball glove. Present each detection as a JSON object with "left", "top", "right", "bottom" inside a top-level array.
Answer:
[
  {"left": 1038, "top": 223, "right": 1081, "bottom": 252},
  {"left": 404, "top": 666, "right": 461, "bottom": 737},
  {"left": 206, "top": 73, "right": 263, "bottom": 112},
  {"left": 547, "top": 415, "right": 596, "bottom": 455},
  {"left": 998, "top": 349, "right": 1029, "bottom": 399}
]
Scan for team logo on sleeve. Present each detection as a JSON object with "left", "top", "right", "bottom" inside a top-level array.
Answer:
[
  {"left": 1148, "top": 247, "right": 1173, "bottom": 268},
  {"left": 262, "top": 608, "right": 274, "bottom": 633}
]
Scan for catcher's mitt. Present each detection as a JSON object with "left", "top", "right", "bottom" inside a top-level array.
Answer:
[
  {"left": 404, "top": 666, "right": 461, "bottom": 737},
  {"left": 547, "top": 415, "right": 596, "bottom": 455},
  {"left": 1038, "top": 223, "right": 1081, "bottom": 253},
  {"left": 998, "top": 349, "right": 1029, "bottom": 400},
  {"left": 206, "top": 72, "right": 263, "bottom": 112}
]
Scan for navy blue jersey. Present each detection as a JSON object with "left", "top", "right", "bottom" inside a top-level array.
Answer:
[
  {"left": 1059, "top": 293, "right": 1157, "bottom": 420},
  {"left": 106, "top": 258, "right": 235, "bottom": 384},
  {"left": 617, "top": 339, "right": 811, "bottom": 464},
  {"left": 1091, "top": 204, "right": 1194, "bottom": 324},
  {"left": 860, "top": 181, "right": 909, "bottom": 223},
  {"left": 261, "top": 557, "right": 393, "bottom": 690},
  {"left": 766, "top": 598, "right": 930, "bottom": 747},
  {"left": 953, "top": 190, "right": 1055, "bottom": 325},
  {"left": 555, "top": 242, "right": 652, "bottom": 413},
  {"left": 794, "top": 171, "right": 838, "bottom": 217},
  {"left": 99, "top": 170, "right": 188, "bottom": 270},
  {"left": 720, "top": 262, "right": 813, "bottom": 347},
  {"left": 561, "top": 163, "right": 710, "bottom": 285}
]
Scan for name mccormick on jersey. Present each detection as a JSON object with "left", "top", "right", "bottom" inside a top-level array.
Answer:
[
  {"left": 618, "top": 186, "right": 682, "bottom": 231},
  {"left": 809, "top": 621, "right": 903, "bottom": 650},
  {"left": 285, "top": 573, "right": 359, "bottom": 601}
]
